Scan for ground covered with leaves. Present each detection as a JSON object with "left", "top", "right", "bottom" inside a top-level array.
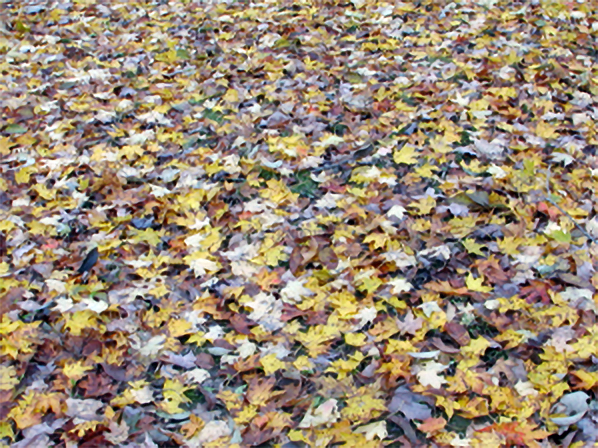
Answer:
[{"left": 1, "top": 0, "right": 598, "bottom": 446}]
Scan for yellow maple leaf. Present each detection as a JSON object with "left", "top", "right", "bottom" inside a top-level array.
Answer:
[
  {"left": 409, "top": 196, "right": 436, "bottom": 214},
  {"left": 536, "top": 120, "right": 558, "bottom": 139},
  {"left": 462, "top": 337, "right": 492, "bottom": 357},
  {"left": 415, "top": 163, "right": 439, "bottom": 178},
  {"left": 345, "top": 333, "right": 366, "bottom": 346},
  {"left": 357, "top": 277, "right": 383, "bottom": 295},
  {"left": 462, "top": 239, "right": 486, "bottom": 256},
  {"left": 341, "top": 392, "right": 386, "bottom": 422},
  {"left": 466, "top": 273, "right": 492, "bottom": 293},
  {"left": 223, "top": 88, "right": 239, "bottom": 103},
  {"left": 0, "top": 421, "right": 14, "bottom": 441},
  {"left": 325, "top": 351, "right": 364, "bottom": 379},
  {"left": 187, "top": 332, "right": 207, "bottom": 346},
  {"left": 168, "top": 318, "right": 193, "bottom": 338},
  {"left": 494, "top": 329, "right": 530, "bottom": 349},
  {"left": 234, "top": 404, "right": 258, "bottom": 426},
  {"left": 0, "top": 365, "right": 19, "bottom": 390},
  {"left": 64, "top": 310, "right": 98, "bottom": 336},
  {"left": 130, "top": 228, "right": 164, "bottom": 246},
  {"left": 430, "top": 135, "right": 453, "bottom": 154},
  {"left": 393, "top": 144, "right": 419, "bottom": 165},
  {"left": 435, "top": 395, "right": 461, "bottom": 419},
  {"left": 260, "top": 179, "right": 297, "bottom": 204},
  {"left": 261, "top": 245, "right": 288, "bottom": 266},
  {"left": 293, "top": 356, "right": 315, "bottom": 372},
  {"left": 15, "top": 166, "right": 35, "bottom": 184},
  {"left": 119, "top": 145, "right": 144, "bottom": 160},
  {"left": 297, "top": 325, "right": 341, "bottom": 357},
  {"left": 0, "top": 136, "right": 11, "bottom": 156},
  {"left": 260, "top": 353, "right": 286, "bottom": 376},
  {"left": 160, "top": 379, "right": 190, "bottom": 414},
  {"left": 571, "top": 370, "right": 598, "bottom": 389},
  {"left": 63, "top": 360, "right": 93, "bottom": 381}
]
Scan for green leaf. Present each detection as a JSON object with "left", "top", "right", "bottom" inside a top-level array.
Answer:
[
  {"left": 176, "top": 48, "right": 190, "bottom": 60},
  {"left": 203, "top": 109, "right": 224, "bottom": 124},
  {"left": 14, "top": 21, "right": 30, "bottom": 33},
  {"left": 3, "top": 124, "right": 27, "bottom": 134},
  {"left": 291, "top": 170, "right": 319, "bottom": 198},
  {"left": 466, "top": 191, "right": 489, "bottom": 208},
  {"left": 273, "top": 38, "right": 291, "bottom": 49},
  {"left": 549, "top": 230, "right": 572, "bottom": 243}
]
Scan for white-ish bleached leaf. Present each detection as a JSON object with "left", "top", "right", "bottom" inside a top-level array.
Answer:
[
  {"left": 184, "top": 233, "right": 205, "bottom": 248},
  {"left": 409, "top": 350, "right": 440, "bottom": 359},
  {"left": 418, "top": 301, "right": 442, "bottom": 317},
  {"left": 46, "top": 279, "right": 67, "bottom": 294},
  {"left": 587, "top": 216, "right": 598, "bottom": 238},
  {"left": 552, "top": 152, "right": 575, "bottom": 166},
  {"left": 280, "top": 280, "right": 314, "bottom": 304},
  {"left": 355, "top": 421, "right": 388, "bottom": 441},
  {"left": 105, "top": 420, "right": 129, "bottom": 445},
  {"left": 138, "top": 110, "right": 173, "bottom": 126},
  {"left": 387, "top": 204, "right": 406, "bottom": 220},
  {"left": 388, "top": 277, "right": 412, "bottom": 294},
  {"left": 137, "top": 335, "right": 166, "bottom": 357},
  {"left": 188, "top": 257, "right": 220, "bottom": 277},
  {"left": 66, "top": 398, "right": 103, "bottom": 420},
  {"left": 315, "top": 192, "right": 342, "bottom": 209},
  {"left": 353, "top": 306, "right": 377, "bottom": 331},
  {"left": 189, "top": 420, "right": 231, "bottom": 446},
  {"left": 383, "top": 251, "right": 416, "bottom": 268},
  {"left": 81, "top": 298, "right": 109, "bottom": 314},
  {"left": 149, "top": 184, "right": 170, "bottom": 198},
  {"left": 398, "top": 310, "right": 423, "bottom": 336},
  {"left": 184, "top": 368, "right": 210, "bottom": 385},
  {"left": 238, "top": 340, "right": 257, "bottom": 358},
  {"left": 415, "top": 361, "right": 448, "bottom": 389},
  {"left": 131, "top": 385, "right": 154, "bottom": 404},
  {"left": 318, "top": 134, "right": 345, "bottom": 148},
  {"left": 299, "top": 399, "right": 340, "bottom": 428},
  {"left": 473, "top": 138, "right": 505, "bottom": 159},
  {"left": 245, "top": 292, "right": 284, "bottom": 331},
  {"left": 514, "top": 380, "right": 538, "bottom": 397},
  {"left": 53, "top": 297, "right": 74, "bottom": 313},
  {"left": 165, "top": 351, "right": 197, "bottom": 369},
  {"left": 487, "top": 164, "right": 507, "bottom": 179}
]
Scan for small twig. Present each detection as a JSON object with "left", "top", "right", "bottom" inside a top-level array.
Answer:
[{"left": 545, "top": 167, "right": 597, "bottom": 244}]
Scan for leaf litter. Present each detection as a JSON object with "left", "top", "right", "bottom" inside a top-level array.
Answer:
[{"left": 1, "top": 0, "right": 598, "bottom": 446}]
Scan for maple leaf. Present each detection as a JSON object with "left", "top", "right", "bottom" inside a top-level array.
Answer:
[
  {"left": 478, "top": 421, "right": 551, "bottom": 447},
  {"left": 160, "top": 378, "right": 191, "bottom": 414},
  {"left": 355, "top": 421, "right": 388, "bottom": 441},
  {"left": 62, "top": 360, "right": 93, "bottom": 381},
  {"left": 65, "top": 398, "right": 103, "bottom": 420},
  {"left": 280, "top": 279, "right": 313, "bottom": 304},
  {"left": 417, "top": 417, "right": 446, "bottom": 433},
  {"left": 397, "top": 310, "right": 423, "bottom": 336},
  {"left": 393, "top": 144, "right": 419, "bottom": 165},
  {"left": 186, "top": 254, "right": 221, "bottom": 277},
  {"left": 388, "top": 277, "right": 413, "bottom": 295},
  {"left": 415, "top": 362, "right": 448, "bottom": 389},
  {"left": 245, "top": 292, "right": 284, "bottom": 331},
  {"left": 187, "top": 420, "right": 232, "bottom": 446},
  {"left": 298, "top": 399, "right": 340, "bottom": 428},
  {"left": 0, "top": 365, "right": 19, "bottom": 390},
  {"left": 465, "top": 273, "right": 493, "bottom": 293}
]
